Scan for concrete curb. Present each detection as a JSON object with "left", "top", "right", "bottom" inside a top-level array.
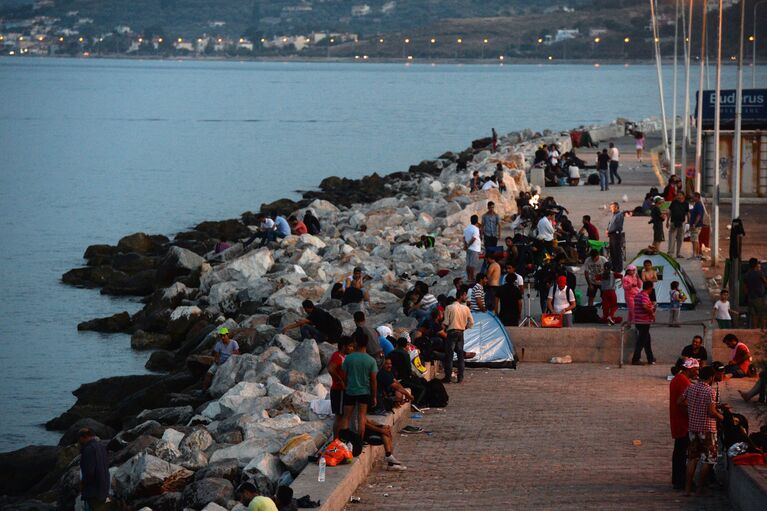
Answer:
[
  {"left": 728, "top": 464, "right": 767, "bottom": 511},
  {"left": 290, "top": 404, "right": 411, "bottom": 511}
]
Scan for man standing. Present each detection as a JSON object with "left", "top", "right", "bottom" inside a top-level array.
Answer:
[
  {"left": 669, "top": 359, "right": 698, "bottom": 490},
  {"left": 464, "top": 215, "right": 482, "bottom": 282},
  {"left": 443, "top": 287, "right": 474, "bottom": 384},
  {"left": 341, "top": 334, "right": 378, "bottom": 441},
  {"left": 469, "top": 273, "right": 488, "bottom": 312},
  {"left": 497, "top": 270, "right": 523, "bottom": 326},
  {"left": 744, "top": 258, "right": 767, "bottom": 330},
  {"left": 667, "top": 192, "right": 689, "bottom": 259},
  {"left": 353, "top": 311, "right": 383, "bottom": 367},
  {"left": 608, "top": 142, "right": 622, "bottom": 185},
  {"left": 688, "top": 192, "right": 705, "bottom": 259},
  {"left": 282, "top": 300, "right": 342, "bottom": 343},
  {"left": 632, "top": 281, "right": 656, "bottom": 365},
  {"left": 328, "top": 337, "right": 354, "bottom": 438},
  {"left": 606, "top": 202, "right": 628, "bottom": 272},
  {"left": 547, "top": 275, "right": 576, "bottom": 327},
  {"left": 597, "top": 148, "right": 610, "bottom": 191},
  {"left": 680, "top": 366, "right": 724, "bottom": 496},
  {"left": 485, "top": 253, "right": 501, "bottom": 312},
  {"left": 583, "top": 249, "right": 608, "bottom": 307},
  {"left": 79, "top": 428, "right": 110, "bottom": 511},
  {"left": 481, "top": 201, "right": 501, "bottom": 248}
]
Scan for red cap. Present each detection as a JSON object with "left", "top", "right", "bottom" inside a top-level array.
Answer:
[{"left": 557, "top": 276, "right": 567, "bottom": 287}]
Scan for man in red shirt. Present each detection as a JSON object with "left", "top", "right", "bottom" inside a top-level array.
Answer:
[
  {"left": 669, "top": 358, "right": 698, "bottom": 490},
  {"left": 579, "top": 215, "right": 600, "bottom": 240},
  {"left": 328, "top": 336, "right": 354, "bottom": 438},
  {"left": 722, "top": 333, "right": 751, "bottom": 378},
  {"left": 289, "top": 215, "right": 308, "bottom": 235},
  {"left": 679, "top": 366, "right": 724, "bottom": 496}
]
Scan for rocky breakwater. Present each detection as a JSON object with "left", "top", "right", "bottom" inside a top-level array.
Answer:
[{"left": 0, "top": 127, "right": 578, "bottom": 511}]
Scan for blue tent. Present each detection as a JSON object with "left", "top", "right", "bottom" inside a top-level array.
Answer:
[{"left": 463, "top": 312, "right": 518, "bottom": 368}]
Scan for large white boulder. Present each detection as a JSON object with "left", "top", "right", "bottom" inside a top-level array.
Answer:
[
  {"left": 289, "top": 339, "right": 322, "bottom": 380},
  {"left": 243, "top": 451, "right": 284, "bottom": 483},
  {"left": 209, "top": 436, "right": 285, "bottom": 464},
  {"left": 112, "top": 453, "right": 193, "bottom": 500},
  {"left": 279, "top": 434, "right": 317, "bottom": 475},
  {"left": 201, "top": 247, "right": 274, "bottom": 292}
]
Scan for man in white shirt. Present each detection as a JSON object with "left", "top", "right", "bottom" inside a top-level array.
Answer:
[
  {"left": 536, "top": 210, "right": 556, "bottom": 243},
  {"left": 244, "top": 213, "right": 276, "bottom": 247},
  {"left": 463, "top": 215, "right": 482, "bottom": 282},
  {"left": 608, "top": 142, "right": 622, "bottom": 185},
  {"left": 481, "top": 175, "right": 499, "bottom": 191},
  {"left": 547, "top": 275, "right": 576, "bottom": 327}
]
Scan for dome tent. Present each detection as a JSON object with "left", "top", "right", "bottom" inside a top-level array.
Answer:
[
  {"left": 462, "top": 312, "right": 518, "bottom": 368},
  {"left": 616, "top": 250, "right": 699, "bottom": 310}
]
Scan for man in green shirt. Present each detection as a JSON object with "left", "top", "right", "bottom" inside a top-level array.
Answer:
[
  {"left": 238, "top": 482, "right": 278, "bottom": 511},
  {"left": 341, "top": 331, "right": 378, "bottom": 441}
]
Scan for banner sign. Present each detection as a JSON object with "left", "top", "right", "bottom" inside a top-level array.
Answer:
[{"left": 697, "top": 89, "right": 767, "bottom": 128}]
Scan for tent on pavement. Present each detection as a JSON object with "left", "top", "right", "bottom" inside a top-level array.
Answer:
[
  {"left": 462, "top": 312, "right": 518, "bottom": 368},
  {"left": 616, "top": 250, "right": 699, "bottom": 310}
]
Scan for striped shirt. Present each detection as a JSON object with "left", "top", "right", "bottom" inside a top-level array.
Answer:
[
  {"left": 470, "top": 283, "right": 486, "bottom": 311},
  {"left": 683, "top": 382, "right": 717, "bottom": 433},
  {"left": 633, "top": 291, "right": 654, "bottom": 324}
]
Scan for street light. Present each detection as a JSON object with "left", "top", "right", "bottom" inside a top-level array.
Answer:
[
  {"left": 594, "top": 36, "right": 601, "bottom": 43},
  {"left": 754, "top": 0, "right": 767, "bottom": 87},
  {"left": 537, "top": 37, "right": 543, "bottom": 44},
  {"left": 624, "top": 37, "right": 630, "bottom": 43},
  {"left": 457, "top": 38, "right": 462, "bottom": 43}
]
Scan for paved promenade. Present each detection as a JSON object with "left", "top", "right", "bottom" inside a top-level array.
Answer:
[
  {"left": 349, "top": 134, "right": 762, "bottom": 510},
  {"left": 350, "top": 364, "right": 759, "bottom": 510}
]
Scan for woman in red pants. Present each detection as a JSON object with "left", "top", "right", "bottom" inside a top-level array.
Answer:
[{"left": 600, "top": 262, "right": 620, "bottom": 324}]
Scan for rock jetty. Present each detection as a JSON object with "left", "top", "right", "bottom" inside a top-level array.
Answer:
[{"left": 0, "top": 120, "right": 643, "bottom": 510}]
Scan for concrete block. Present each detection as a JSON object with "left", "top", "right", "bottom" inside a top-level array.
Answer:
[
  {"left": 508, "top": 327, "right": 623, "bottom": 364},
  {"left": 728, "top": 464, "right": 767, "bottom": 511},
  {"left": 711, "top": 329, "right": 764, "bottom": 365},
  {"left": 289, "top": 403, "right": 410, "bottom": 511}
]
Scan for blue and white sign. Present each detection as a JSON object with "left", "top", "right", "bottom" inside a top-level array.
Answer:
[{"left": 697, "top": 89, "right": 767, "bottom": 128}]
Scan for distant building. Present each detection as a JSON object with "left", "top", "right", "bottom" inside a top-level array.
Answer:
[
  {"left": 381, "top": 1, "right": 396, "bottom": 14},
  {"left": 208, "top": 21, "right": 226, "bottom": 28},
  {"left": 173, "top": 40, "right": 194, "bottom": 52},
  {"left": 351, "top": 4, "right": 372, "bottom": 17},
  {"left": 237, "top": 38, "right": 254, "bottom": 51},
  {"left": 114, "top": 25, "right": 132, "bottom": 35},
  {"left": 589, "top": 28, "right": 607, "bottom": 37},
  {"left": 554, "top": 29, "right": 579, "bottom": 43}
]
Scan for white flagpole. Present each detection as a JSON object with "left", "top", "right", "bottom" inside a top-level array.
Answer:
[{"left": 651, "top": 0, "right": 671, "bottom": 164}]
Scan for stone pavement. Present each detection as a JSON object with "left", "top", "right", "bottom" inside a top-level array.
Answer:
[
  {"left": 507, "top": 134, "right": 715, "bottom": 364},
  {"left": 348, "top": 363, "right": 760, "bottom": 510}
]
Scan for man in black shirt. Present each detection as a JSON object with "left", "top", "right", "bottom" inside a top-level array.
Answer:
[
  {"left": 497, "top": 271, "right": 523, "bottom": 326},
  {"left": 681, "top": 335, "right": 708, "bottom": 366},
  {"left": 667, "top": 192, "right": 689, "bottom": 258},
  {"left": 282, "top": 300, "right": 342, "bottom": 342},
  {"left": 649, "top": 197, "right": 665, "bottom": 251}
]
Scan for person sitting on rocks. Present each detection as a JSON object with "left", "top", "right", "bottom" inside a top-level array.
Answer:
[
  {"left": 214, "top": 236, "right": 231, "bottom": 254},
  {"left": 282, "top": 300, "right": 342, "bottom": 343},
  {"left": 364, "top": 418, "right": 406, "bottom": 470},
  {"left": 237, "top": 481, "right": 278, "bottom": 511},
  {"left": 354, "top": 311, "right": 383, "bottom": 367},
  {"left": 328, "top": 336, "right": 354, "bottom": 438},
  {"left": 243, "top": 213, "right": 275, "bottom": 247},
  {"left": 494, "top": 163, "right": 507, "bottom": 193},
  {"left": 722, "top": 333, "right": 751, "bottom": 378},
  {"left": 415, "top": 307, "right": 447, "bottom": 361},
  {"left": 302, "top": 209, "right": 321, "bottom": 235},
  {"left": 203, "top": 327, "right": 240, "bottom": 391},
  {"left": 481, "top": 175, "right": 499, "bottom": 191},
  {"left": 681, "top": 335, "right": 708, "bottom": 367},
  {"left": 288, "top": 215, "right": 308, "bottom": 235},
  {"left": 273, "top": 214, "right": 291, "bottom": 241},
  {"left": 341, "top": 271, "right": 369, "bottom": 313},
  {"left": 388, "top": 337, "right": 428, "bottom": 404},
  {"left": 469, "top": 170, "right": 481, "bottom": 192}
]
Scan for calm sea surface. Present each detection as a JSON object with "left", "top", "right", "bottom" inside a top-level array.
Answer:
[{"left": 0, "top": 58, "right": 764, "bottom": 452}]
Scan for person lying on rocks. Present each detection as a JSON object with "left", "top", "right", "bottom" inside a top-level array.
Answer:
[
  {"left": 203, "top": 327, "right": 240, "bottom": 391},
  {"left": 237, "top": 481, "right": 278, "bottom": 511},
  {"left": 364, "top": 419, "right": 406, "bottom": 470},
  {"left": 340, "top": 332, "right": 378, "bottom": 441},
  {"left": 282, "top": 299, "right": 343, "bottom": 343},
  {"left": 288, "top": 215, "right": 308, "bottom": 235}
]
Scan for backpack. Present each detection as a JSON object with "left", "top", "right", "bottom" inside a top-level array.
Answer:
[
  {"left": 322, "top": 438, "right": 353, "bottom": 466},
  {"left": 425, "top": 379, "right": 449, "bottom": 408},
  {"left": 338, "top": 428, "right": 363, "bottom": 457}
]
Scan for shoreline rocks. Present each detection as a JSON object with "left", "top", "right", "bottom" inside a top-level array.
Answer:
[{"left": 1, "top": 118, "right": 649, "bottom": 509}]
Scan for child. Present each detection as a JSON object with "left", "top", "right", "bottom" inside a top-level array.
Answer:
[
  {"left": 600, "top": 262, "right": 619, "bottom": 325},
  {"left": 669, "top": 281, "right": 685, "bottom": 327},
  {"left": 641, "top": 259, "right": 658, "bottom": 304},
  {"left": 712, "top": 289, "right": 735, "bottom": 328}
]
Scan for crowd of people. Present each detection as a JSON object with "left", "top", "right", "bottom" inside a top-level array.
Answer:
[{"left": 669, "top": 332, "right": 760, "bottom": 497}]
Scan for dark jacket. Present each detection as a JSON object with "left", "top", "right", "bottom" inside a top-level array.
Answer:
[{"left": 80, "top": 439, "right": 110, "bottom": 500}]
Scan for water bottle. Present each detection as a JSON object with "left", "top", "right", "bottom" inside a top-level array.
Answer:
[{"left": 318, "top": 456, "right": 326, "bottom": 482}]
